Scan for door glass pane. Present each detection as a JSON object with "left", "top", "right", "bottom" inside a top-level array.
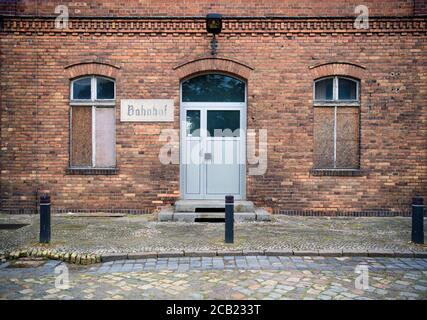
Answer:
[
  {"left": 186, "top": 110, "right": 200, "bottom": 137},
  {"left": 338, "top": 78, "right": 357, "bottom": 100},
  {"left": 182, "top": 74, "right": 245, "bottom": 102},
  {"left": 207, "top": 110, "right": 240, "bottom": 137},
  {"left": 73, "top": 77, "right": 91, "bottom": 100},
  {"left": 96, "top": 77, "right": 115, "bottom": 99},
  {"left": 314, "top": 78, "right": 333, "bottom": 101}
]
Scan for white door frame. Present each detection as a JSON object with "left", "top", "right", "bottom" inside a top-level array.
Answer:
[{"left": 179, "top": 79, "right": 247, "bottom": 200}]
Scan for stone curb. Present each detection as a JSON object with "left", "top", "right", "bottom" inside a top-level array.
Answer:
[
  {"left": 265, "top": 249, "right": 293, "bottom": 256},
  {"left": 184, "top": 250, "right": 217, "bottom": 257},
  {"left": 3, "top": 248, "right": 427, "bottom": 265},
  {"left": 99, "top": 249, "right": 427, "bottom": 263}
]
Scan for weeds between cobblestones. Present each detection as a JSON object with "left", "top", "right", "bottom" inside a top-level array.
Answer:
[{"left": 3, "top": 248, "right": 101, "bottom": 265}]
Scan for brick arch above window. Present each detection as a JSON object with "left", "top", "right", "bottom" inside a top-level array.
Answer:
[
  {"left": 309, "top": 62, "right": 366, "bottom": 80},
  {"left": 173, "top": 57, "right": 254, "bottom": 80},
  {"left": 64, "top": 61, "right": 121, "bottom": 79}
]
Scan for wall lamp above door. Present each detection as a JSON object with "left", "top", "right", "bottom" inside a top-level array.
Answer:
[{"left": 206, "top": 13, "right": 222, "bottom": 56}]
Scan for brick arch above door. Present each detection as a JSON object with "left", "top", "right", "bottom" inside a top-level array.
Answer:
[
  {"left": 64, "top": 61, "right": 121, "bottom": 79},
  {"left": 173, "top": 57, "right": 254, "bottom": 80}
]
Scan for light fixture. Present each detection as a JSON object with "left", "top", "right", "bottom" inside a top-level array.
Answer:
[
  {"left": 206, "top": 13, "right": 222, "bottom": 56},
  {"left": 206, "top": 13, "right": 222, "bottom": 34}
]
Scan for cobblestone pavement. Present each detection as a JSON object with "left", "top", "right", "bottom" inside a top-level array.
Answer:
[
  {"left": 0, "top": 214, "right": 426, "bottom": 255},
  {"left": 1, "top": 256, "right": 426, "bottom": 300}
]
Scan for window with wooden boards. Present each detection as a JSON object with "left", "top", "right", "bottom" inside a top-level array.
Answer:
[
  {"left": 313, "top": 76, "right": 360, "bottom": 170},
  {"left": 70, "top": 76, "right": 116, "bottom": 168}
]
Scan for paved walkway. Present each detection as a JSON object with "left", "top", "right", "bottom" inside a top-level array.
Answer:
[
  {"left": 1, "top": 214, "right": 426, "bottom": 256},
  {"left": 1, "top": 256, "right": 426, "bottom": 300}
]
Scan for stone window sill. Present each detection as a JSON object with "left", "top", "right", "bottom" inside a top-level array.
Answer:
[
  {"left": 66, "top": 167, "right": 119, "bottom": 175},
  {"left": 310, "top": 169, "right": 362, "bottom": 177}
]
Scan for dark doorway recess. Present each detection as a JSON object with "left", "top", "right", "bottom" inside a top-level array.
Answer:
[
  {"left": 0, "top": 224, "right": 29, "bottom": 230},
  {"left": 195, "top": 208, "right": 225, "bottom": 213},
  {"left": 195, "top": 218, "right": 225, "bottom": 223}
]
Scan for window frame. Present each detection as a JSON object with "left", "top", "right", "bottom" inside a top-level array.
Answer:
[
  {"left": 312, "top": 76, "right": 361, "bottom": 171},
  {"left": 70, "top": 76, "right": 116, "bottom": 103},
  {"left": 313, "top": 76, "right": 360, "bottom": 106},
  {"left": 181, "top": 72, "right": 247, "bottom": 104},
  {"left": 69, "top": 75, "right": 116, "bottom": 169}
]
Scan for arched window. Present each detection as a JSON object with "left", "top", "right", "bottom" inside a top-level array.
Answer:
[
  {"left": 313, "top": 76, "right": 360, "bottom": 170},
  {"left": 181, "top": 73, "right": 245, "bottom": 102},
  {"left": 70, "top": 76, "right": 116, "bottom": 169},
  {"left": 314, "top": 76, "right": 359, "bottom": 102},
  {"left": 71, "top": 76, "right": 115, "bottom": 100}
]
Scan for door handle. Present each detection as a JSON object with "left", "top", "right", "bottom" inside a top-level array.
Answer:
[{"left": 204, "top": 153, "right": 212, "bottom": 160}]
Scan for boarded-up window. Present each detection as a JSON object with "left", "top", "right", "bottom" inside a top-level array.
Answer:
[
  {"left": 95, "top": 107, "right": 116, "bottom": 167},
  {"left": 336, "top": 107, "right": 359, "bottom": 168},
  {"left": 313, "top": 77, "right": 360, "bottom": 169},
  {"left": 313, "top": 108, "right": 334, "bottom": 168},
  {"left": 71, "top": 106, "right": 92, "bottom": 166},
  {"left": 70, "top": 76, "right": 116, "bottom": 168}
]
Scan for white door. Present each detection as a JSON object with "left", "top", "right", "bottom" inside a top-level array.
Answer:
[{"left": 180, "top": 74, "right": 246, "bottom": 200}]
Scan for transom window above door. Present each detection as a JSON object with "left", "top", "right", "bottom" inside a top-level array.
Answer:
[{"left": 181, "top": 74, "right": 245, "bottom": 102}]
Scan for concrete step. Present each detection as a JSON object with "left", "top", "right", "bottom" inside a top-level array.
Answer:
[
  {"left": 174, "top": 200, "right": 255, "bottom": 213},
  {"left": 159, "top": 207, "right": 271, "bottom": 222}
]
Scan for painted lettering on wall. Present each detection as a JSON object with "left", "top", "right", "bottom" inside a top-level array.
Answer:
[{"left": 120, "top": 99, "right": 174, "bottom": 122}]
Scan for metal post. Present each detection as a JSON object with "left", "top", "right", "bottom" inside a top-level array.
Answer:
[
  {"left": 225, "top": 195, "right": 234, "bottom": 243},
  {"left": 411, "top": 196, "right": 424, "bottom": 244},
  {"left": 40, "top": 194, "right": 51, "bottom": 243}
]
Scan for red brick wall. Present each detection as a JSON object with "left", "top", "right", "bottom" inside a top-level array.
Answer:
[
  {"left": 0, "top": 0, "right": 17, "bottom": 15},
  {"left": 0, "top": 6, "right": 426, "bottom": 215},
  {"left": 415, "top": 0, "right": 427, "bottom": 15},
  {"left": 11, "top": 0, "right": 414, "bottom": 17}
]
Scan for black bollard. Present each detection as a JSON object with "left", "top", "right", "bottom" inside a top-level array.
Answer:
[
  {"left": 225, "top": 195, "right": 234, "bottom": 243},
  {"left": 39, "top": 194, "right": 51, "bottom": 243},
  {"left": 411, "top": 196, "right": 424, "bottom": 244}
]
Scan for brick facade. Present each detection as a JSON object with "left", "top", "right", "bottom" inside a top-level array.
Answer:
[
  {"left": 415, "top": 0, "right": 427, "bottom": 15},
  {"left": 0, "top": 1, "right": 426, "bottom": 215},
  {"left": 0, "top": 0, "right": 416, "bottom": 17}
]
